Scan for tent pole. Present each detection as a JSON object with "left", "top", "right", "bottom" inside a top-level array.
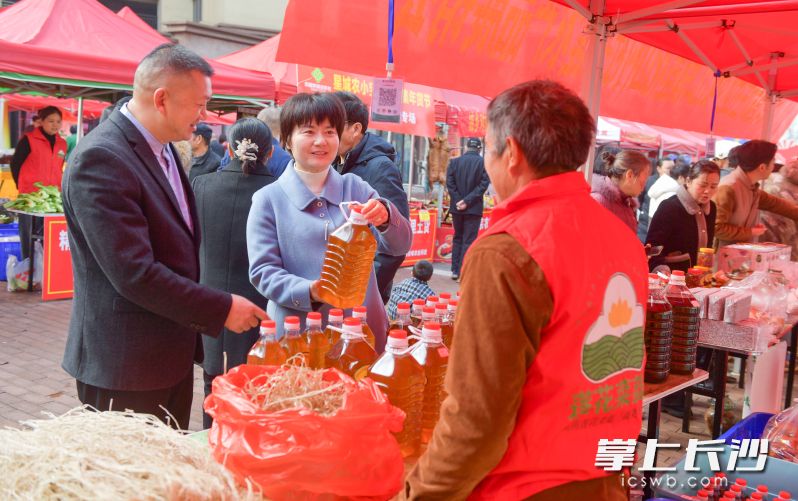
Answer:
[
  {"left": 762, "top": 53, "right": 781, "bottom": 141},
  {"left": 582, "top": 0, "right": 608, "bottom": 183},
  {"left": 76, "top": 96, "right": 84, "bottom": 144}
]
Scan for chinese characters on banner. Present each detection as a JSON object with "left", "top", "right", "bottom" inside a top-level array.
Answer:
[
  {"left": 459, "top": 109, "right": 488, "bottom": 138},
  {"left": 401, "top": 208, "right": 438, "bottom": 267},
  {"left": 433, "top": 208, "right": 492, "bottom": 264},
  {"left": 43, "top": 215, "right": 74, "bottom": 301},
  {"left": 297, "top": 65, "right": 438, "bottom": 137}
]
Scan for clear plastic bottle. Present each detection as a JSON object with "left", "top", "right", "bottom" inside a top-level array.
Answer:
[
  {"left": 645, "top": 274, "right": 673, "bottom": 383},
  {"left": 420, "top": 305, "right": 436, "bottom": 328},
  {"left": 281, "top": 316, "right": 309, "bottom": 364},
  {"left": 247, "top": 320, "right": 288, "bottom": 366},
  {"left": 325, "top": 308, "right": 344, "bottom": 345},
  {"left": 410, "top": 321, "right": 449, "bottom": 445},
  {"left": 389, "top": 302, "right": 413, "bottom": 344},
  {"left": 425, "top": 296, "right": 439, "bottom": 308},
  {"left": 438, "top": 292, "right": 451, "bottom": 305},
  {"left": 665, "top": 270, "right": 700, "bottom": 375},
  {"left": 305, "top": 312, "right": 330, "bottom": 369},
  {"left": 317, "top": 205, "right": 377, "bottom": 309},
  {"left": 435, "top": 302, "right": 454, "bottom": 348},
  {"left": 352, "top": 306, "right": 376, "bottom": 348},
  {"left": 325, "top": 317, "right": 378, "bottom": 380},
  {"left": 368, "top": 329, "right": 426, "bottom": 458},
  {"left": 411, "top": 299, "right": 426, "bottom": 327}
]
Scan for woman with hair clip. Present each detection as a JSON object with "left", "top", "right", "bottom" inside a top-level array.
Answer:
[
  {"left": 591, "top": 150, "right": 651, "bottom": 232},
  {"left": 246, "top": 92, "right": 412, "bottom": 353},
  {"left": 646, "top": 159, "right": 721, "bottom": 273},
  {"left": 191, "top": 117, "right": 276, "bottom": 428}
]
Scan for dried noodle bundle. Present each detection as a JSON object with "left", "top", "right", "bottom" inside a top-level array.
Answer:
[{"left": 0, "top": 407, "right": 261, "bottom": 500}]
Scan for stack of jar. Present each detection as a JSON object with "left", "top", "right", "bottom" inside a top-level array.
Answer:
[
  {"left": 644, "top": 274, "right": 673, "bottom": 383},
  {"left": 665, "top": 270, "right": 701, "bottom": 374}
]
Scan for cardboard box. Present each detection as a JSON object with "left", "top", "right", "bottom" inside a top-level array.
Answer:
[{"left": 717, "top": 243, "right": 791, "bottom": 273}]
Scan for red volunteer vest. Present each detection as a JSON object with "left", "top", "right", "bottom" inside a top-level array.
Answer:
[
  {"left": 469, "top": 171, "right": 648, "bottom": 500},
  {"left": 17, "top": 127, "right": 67, "bottom": 194}
]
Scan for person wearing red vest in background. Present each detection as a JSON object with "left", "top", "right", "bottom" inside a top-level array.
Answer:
[
  {"left": 406, "top": 80, "right": 649, "bottom": 500},
  {"left": 10, "top": 106, "right": 67, "bottom": 259}
]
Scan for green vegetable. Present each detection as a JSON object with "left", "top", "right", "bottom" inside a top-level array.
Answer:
[{"left": 3, "top": 183, "right": 63, "bottom": 214}]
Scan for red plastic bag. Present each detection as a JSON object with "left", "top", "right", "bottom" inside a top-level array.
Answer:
[{"left": 204, "top": 364, "right": 405, "bottom": 500}]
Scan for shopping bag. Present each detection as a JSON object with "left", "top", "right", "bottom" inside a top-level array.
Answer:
[
  {"left": 6, "top": 241, "right": 42, "bottom": 291},
  {"left": 204, "top": 364, "right": 405, "bottom": 500}
]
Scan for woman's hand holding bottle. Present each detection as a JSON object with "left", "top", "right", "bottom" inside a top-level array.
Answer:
[{"left": 356, "top": 199, "right": 389, "bottom": 227}]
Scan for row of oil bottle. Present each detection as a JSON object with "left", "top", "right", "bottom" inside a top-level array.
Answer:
[
  {"left": 645, "top": 270, "right": 702, "bottom": 383},
  {"left": 246, "top": 294, "right": 458, "bottom": 458}
]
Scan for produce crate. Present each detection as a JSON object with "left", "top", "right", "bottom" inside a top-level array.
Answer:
[
  {"left": 0, "top": 222, "right": 21, "bottom": 282},
  {"left": 653, "top": 412, "right": 798, "bottom": 500}
]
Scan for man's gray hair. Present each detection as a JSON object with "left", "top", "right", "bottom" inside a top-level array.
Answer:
[
  {"left": 256, "top": 107, "right": 281, "bottom": 138},
  {"left": 134, "top": 43, "right": 214, "bottom": 92}
]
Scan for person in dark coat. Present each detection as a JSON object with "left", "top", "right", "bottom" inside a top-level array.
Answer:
[
  {"left": 646, "top": 159, "right": 721, "bottom": 273},
  {"left": 191, "top": 118, "right": 277, "bottom": 428},
  {"left": 189, "top": 123, "right": 221, "bottom": 181},
  {"left": 61, "top": 44, "right": 266, "bottom": 430},
  {"left": 333, "top": 91, "right": 410, "bottom": 303},
  {"left": 446, "top": 138, "right": 490, "bottom": 280}
]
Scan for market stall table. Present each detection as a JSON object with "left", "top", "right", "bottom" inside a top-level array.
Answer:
[
  {"left": 683, "top": 317, "right": 798, "bottom": 439},
  {"left": 639, "top": 369, "right": 709, "bottom": 499},
  {"left": 7, "top": 209, "right": 73, "bottom": 299}
]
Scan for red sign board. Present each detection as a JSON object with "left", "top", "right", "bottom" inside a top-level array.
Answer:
[
  {"left": 434, "top": 208, "right": 493, "bottom": 264},
  {"left": 401, "top": 208, "right": 438, "bottom": 267},
  {"left": 297, "top": 65, "right": 438, "bottom": 138},
  {"left": 42, "top": 215, "right": 74, "bottom": 301}
]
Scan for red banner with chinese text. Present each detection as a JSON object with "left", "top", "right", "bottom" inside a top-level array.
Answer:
[
  {"left": 42, "top": 215, "right": 74, "bottom": 301},
  {"left": 297, "top": 66, "right": 439, "bottom": 137},
  {"left": 434, "top": 208, "right": 493, "bottom": 264},
  {"left": 401, "top": 208, "right": 438, "bottom": 267}
]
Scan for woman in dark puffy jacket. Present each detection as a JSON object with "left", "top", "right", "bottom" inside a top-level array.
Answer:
[
  {"left": 646, "top": 159, "right": 721, "bottom": 272},
  {"left": 590, "top": 150, "right": 651, "bottom": 233}
]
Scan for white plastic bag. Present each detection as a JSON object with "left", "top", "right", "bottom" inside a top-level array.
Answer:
[
  {"left": 763, "top": 403, "right": 798, "bottom": 464},
  {"left": 6, "top": 241, "right": 42, "bottom": 291}
]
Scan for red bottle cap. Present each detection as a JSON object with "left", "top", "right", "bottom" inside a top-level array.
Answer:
[
  {"left": 260, "top": 319, "right": 276, "bottom": 328},
  {"left": 697, "top": 489, "right": 709, "bottom": 496},
  {"left": 716, "top": 473, "right": 727, "bottom": 478},
  {"left": 389, "top": 329, "right": 408, "bottom": 339},
  {"left": 449, "top": 299, "right": 459, "bottom": 307},
  {"left": 353, "top": 306, "right": 367, "bottom": 313},
  {"left": 423, "top": 322, "right": 441, "bottom": 331},
  {"left": 735, "top": 479, "right": 747, "bottom": 487},
  {"left": 422, "top": 306, "right": 436, "bottom": 315},
  {"left": 723, "top": 492, "right": 735, "bottom": 499},
  {"left": 344, "top": 317, "right": 361, "bottom": 327},
  {"left": 671, "top": 270, "right": 686, "bottom": 277},
  {"left": 435, "top": 303, "right": 448, "bottom": 311},
  {"left": 757, "top": 486, "right": 768, "bottom": 493},
  {"left": 731, "top": 485, "right": 742, "bottom": 493},
  {"left": 307, "top": 312, "right": 321, "bottom": 321},
  {"left": 397, "top": 302, "right": 411, "bottom": 311},
  {"left": 778, "top": 492, "right": 791, "bottom": 499},
  {"left": 440, "top": 293, "right": 451, "bottom": 299},
  {"left": 413, "top": 299, "right": 425, "bottom": 305},
  {"left": 750, "top": 494, "right": 763, "bottom": 500},
  {"left": 284, "top": 316, "right": 300, "bottom": 328},
  {"left": 427, "top": 296, "right": 439, "bottom": 303}
]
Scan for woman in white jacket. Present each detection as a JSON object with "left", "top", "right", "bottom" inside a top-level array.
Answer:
[{"left": 648, "top": 157, "right": 690, "bottom": 218}]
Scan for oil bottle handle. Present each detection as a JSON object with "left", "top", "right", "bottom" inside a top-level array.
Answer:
[{"left": 338, "top": 201, "right": 364, "bottom": 222}]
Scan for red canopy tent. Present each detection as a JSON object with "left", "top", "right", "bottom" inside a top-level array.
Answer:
[
  {"left": 276, "top": 0, "right": 798, "bottom": 146},
  {"left": 0, "top": 0, "right": 275, "bottom": 111},
  {"left": 116, "top": 6, "right": 163, "bottom": 38}
]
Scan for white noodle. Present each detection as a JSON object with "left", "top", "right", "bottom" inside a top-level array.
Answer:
[{"left": 0, "top": 407, "right": 262, "bottom": 500}]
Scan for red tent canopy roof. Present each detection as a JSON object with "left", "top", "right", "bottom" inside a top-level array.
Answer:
[
  {"left": 116, "top": 6, "right": 169, "bottom": 42},
  {"left": 0, "top": 0, "right": 275, "bottom": 105}
]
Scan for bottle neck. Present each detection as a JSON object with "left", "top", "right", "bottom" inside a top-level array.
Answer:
[
  {"left": 285, "top": 328, "right": 300, "bottom": 338},
  {"left": 260, "top": 329, "right": 277, "bottom": 341},
  {"left": 328, "top": 318, "right": 342, "bottom": 327},
  {"left": 307, "top": 322, "right": 323, "bottom": 332},
  {"left": 397, "top": 312, "right": 411, "bottom": 324}
]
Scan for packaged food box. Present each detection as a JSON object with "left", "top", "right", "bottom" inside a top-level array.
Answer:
[
  {"left": 707, "top": 289, "right": 735, "bottom": 321},
  {"left": 723, "top": 291, "right": 752, "bottom": 324},
  {"left": 718, "top": 242, "right": 791, "bottom": 273},
  {"left": 692, "top": 288, "right": 721, "bottom": 318}
]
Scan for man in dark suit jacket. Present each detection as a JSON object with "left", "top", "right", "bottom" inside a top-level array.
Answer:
[
  {"left": 446, "top": 138, "right": 490, "bottom": 280},
  {"left": 61, "top": 44, "right": 266, "bottom": 429},
  {"left": 333, "top": 91, "right": 410, "bottom": 303}
]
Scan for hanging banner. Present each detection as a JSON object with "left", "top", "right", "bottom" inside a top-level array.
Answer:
[
  {"left": 42, "top": 215, "right": 74, "bottom": 301},
  {"left": 401, "top": 208, "right": 438, "bottom": 267},
  {"left": 434, "top": 208, "right": 493, "bottom": 264},
  {"left": 296, "top": 65, "right": 438, "bottom": 137}
]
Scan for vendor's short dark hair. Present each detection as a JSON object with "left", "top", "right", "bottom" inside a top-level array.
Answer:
[
  {"left": 37, "top": 106, "right": 62, "bottom": 120},
  {"left": 193, "top": 123, "right": 213, "bottom": 145},
  {"left": 333, "top": 91, "right": 369, "bottom": 131},
  {"left": 488, "top": 80, "right": 594, "bottom": 176},
  {"left": 412, "top": 260, "right": 433, "bottom": 282},
  {"left": 279, "top": 93, "right": 346, "bottom": 149},
  {"left": 736, "top": 140, "right": 778, "bottom": 172},
  {"left": 70, "top": 125, "right": 78, "bottom": 134},
  {"left": 134, "top": 44, "right": 213, "bottom": 90},
  {"left": 727, "top": 145, "right": 740, "bottom": 168},
  {"left": 686, "top": 159, "right": 721, "bottom": 181}
]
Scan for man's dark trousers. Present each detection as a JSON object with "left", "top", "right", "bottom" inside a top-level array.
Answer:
[{"left": 451, "top": 213, "right": 481, "bottom": 276}]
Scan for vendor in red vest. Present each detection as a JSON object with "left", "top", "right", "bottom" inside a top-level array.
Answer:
[
  {"left": 10, "top": 106, "right": 66, "bottom": 258},
  {"left": 406, "top": 80, "right": 648, "bottom": 500}
]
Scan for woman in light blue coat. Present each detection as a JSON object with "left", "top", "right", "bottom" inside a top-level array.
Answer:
[{"left": 246, "top": 93, "right": 412, "bottom": 352}]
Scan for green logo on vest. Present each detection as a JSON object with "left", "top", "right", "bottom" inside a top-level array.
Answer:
[{"left": 581, "top": 273, "right": 644, "bottom": 382}]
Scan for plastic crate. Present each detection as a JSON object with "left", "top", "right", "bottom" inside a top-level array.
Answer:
[
  {"left": 1, "top": 222, "right": 21, "bottom": 281},
  {"left": 719, "top": 412, "right": 775, "bottom": 444}
]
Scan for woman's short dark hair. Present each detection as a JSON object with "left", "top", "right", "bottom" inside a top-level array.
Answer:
[
  {"left": 37, "top": 106, "right": 62, "bottom": 120},
  {"left": 686, "top": 159, "right": 721, "bottom": 181},
  {"left": 227, "top": 118, "right": 273, "bottom": 175},
  {"left": 487, "top": 80, "right": 594, "bottom": 176},
  {"left": 736, "top": 140, "right": 778, "bottom": 172},
  {"left": 279, "top": 93, "right": 346, "bottom": 149},
  {"left": 603, "top": 150, "right": 649, "bottom": 179}
]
